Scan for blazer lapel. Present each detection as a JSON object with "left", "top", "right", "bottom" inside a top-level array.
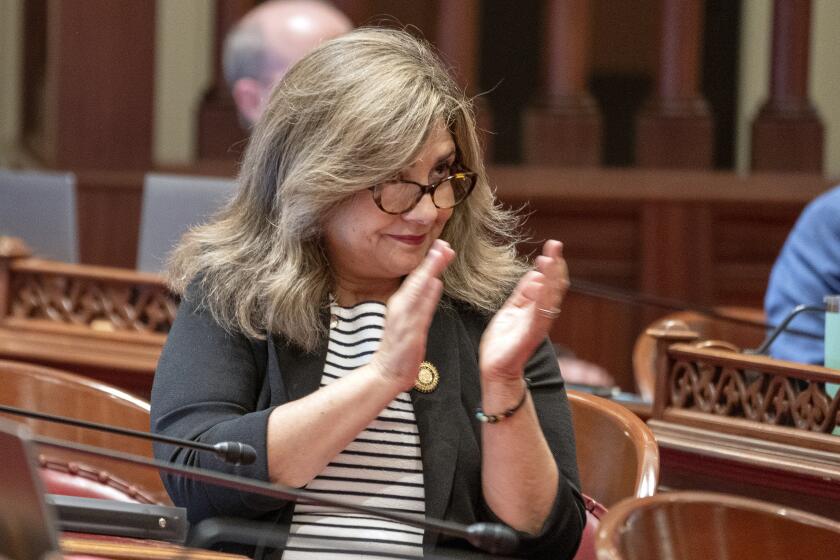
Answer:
[
  {"left": 412, "top": 305, "right": 463, "bottom": 535},
  {"left": 269, "top": 333, "right": 327, "bottom": 403}
]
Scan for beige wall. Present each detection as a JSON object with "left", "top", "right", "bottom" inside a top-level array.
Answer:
[
  {"left": 153, "top": 0, "right": 215, "bottom": 165},
  {"left": 810, "top": 0, "right": 840, "bottom": 178},
  {"left": 736, "top": 0, "right": 840, "bottom": 177},
  {"left": 0, "top": 0, "right": 22, "bottom": 166}
]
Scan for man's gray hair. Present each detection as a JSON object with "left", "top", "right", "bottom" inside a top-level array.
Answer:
[{"left": 223, "top": 19, "right": 267, "bottom": 88}]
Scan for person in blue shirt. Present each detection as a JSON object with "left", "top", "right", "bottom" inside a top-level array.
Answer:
[{"left": 764, "top": 185, "right": 840, "bottom": 365}]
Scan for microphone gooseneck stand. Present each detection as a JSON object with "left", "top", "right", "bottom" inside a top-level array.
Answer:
[
  {"left": 0, "top": 404, "right": 257, "bottom": 465},
  {"left": 569, "top": 277, "right": 824, "bottom": 341},
  {"left": 32, "top": 435, "right": 520, "bottom": 556}
]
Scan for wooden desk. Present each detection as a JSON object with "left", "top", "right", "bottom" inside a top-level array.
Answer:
[
  {"left": 62, "top": 533, "right": 246, "bottom": 559},
  {"left": 645, "top": 320, "right": 840, "bottom": 519},
  {"left": 0, "top": 238, "right": 174, "bottom": 398}
]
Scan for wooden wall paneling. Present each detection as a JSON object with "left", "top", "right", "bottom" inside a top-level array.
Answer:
[
  {"left": 196, "top": 0, "right": 254, "bottom": 161},
  {"left": 558, "top": 291, "right": 639, "bottom": 391},
  {"left": 518, "top": 201, "right": 641, "bottom": 389},
  {"left": 340, "top": 0, "right": 436, "bottom": 32},
  {"left": 22, "top": 0, "right": 48, "bottom": 158},
  {"left": 636, "top": 0, "right": 713, "bottom": 168},
  {"left": 522, "top": 0, "right": 602, "bottom": 165},
  {"left": 24, "top": 0, "right": 156, "bottom": 170},
  {"left": 710, "top": 201, "right": 808, "bottom": 306},
  {"left": 639, "top": 201, "right": 714, "bottom": 329},
  {"left": 490, "top": 167, "right": 830, "bottom": 393},
  {"left": 435, "top": 0, "right": 480, "bottom": 92},
  {"left": 751, "top": 0, "right": 823, "bottom": 172},
  {"left": 75, "top": 171, "right": 145, "bottom": 268}
]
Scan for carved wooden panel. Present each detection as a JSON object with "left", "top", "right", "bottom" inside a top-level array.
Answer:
[
  {"left": 0, "top": 254, "right": 175, "bottom": 397},
  {"left": 648, "top": 332, "right": 840, "bottom": 520},
  {"left": 667, "top": 352, "right": 839, "bottom": 433},
  {"left": 9, "top": 270, "right": 175, "bottom": 334}
]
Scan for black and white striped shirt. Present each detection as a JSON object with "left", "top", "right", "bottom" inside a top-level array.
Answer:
[{"left": 284, "top": 301, "right": 426, "bottom": 559}]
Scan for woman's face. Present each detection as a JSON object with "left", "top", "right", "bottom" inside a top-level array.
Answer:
[{"left": 323, "top": 122, "right": 457, "bottom": 300}]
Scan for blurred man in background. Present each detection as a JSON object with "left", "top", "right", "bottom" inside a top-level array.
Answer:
[{"left": 224, "top": 0, "right": 352, "bottom": 126}]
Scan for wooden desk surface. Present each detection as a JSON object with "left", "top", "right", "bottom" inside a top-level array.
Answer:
[{"left": 62, "top": 533, "right": 246, "bottom": 560}]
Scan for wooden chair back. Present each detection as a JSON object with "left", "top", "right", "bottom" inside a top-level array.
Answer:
[
  {"left": 567, "top": 390, "right": 659, "bottom": 508},
  {"left": 0, "top": 359, "right": 170, "bottom": 504},
  {"left": 595, "top": 491, "right": 840, "bottom": 559},
  {"left": 633, "top": 306, "right": 766, "bottom": 400}
]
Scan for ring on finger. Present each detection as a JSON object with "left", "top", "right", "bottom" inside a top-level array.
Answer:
[{"left": 537, "top": 306, "right": 561, "bottom": 319}]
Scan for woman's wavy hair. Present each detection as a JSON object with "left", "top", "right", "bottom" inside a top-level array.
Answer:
[{"left": 168, "top": 27, "right": 527, "bottom": 351}]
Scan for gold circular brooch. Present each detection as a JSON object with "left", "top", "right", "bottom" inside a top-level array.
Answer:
[{"left": 413, "top": 361, "right": 440, "bottom": 393}]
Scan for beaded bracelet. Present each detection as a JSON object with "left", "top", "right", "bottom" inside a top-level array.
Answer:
[{"left": 475, "top": 379, "right": 531, "bottom": 424}]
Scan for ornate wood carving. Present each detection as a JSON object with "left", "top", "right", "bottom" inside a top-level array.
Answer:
[
  {"left": 655, "top": 343, "right": 840, "bottom": 438},
  {"left": 648, "top": 330, "right": 840, "bottom": 520},
  {"left": 9, "top": 269, "right": 175, "bottom": 334},
  {"left": 0, "top": 254, "right": 175, "bottom": 396},
  {"left": 667, "top": 356, "right": 839, "bottom": 433}
]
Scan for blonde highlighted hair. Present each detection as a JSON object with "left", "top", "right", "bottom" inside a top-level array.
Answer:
[{"left": 169, "top": 27, "right": 527, "bottom": 351}]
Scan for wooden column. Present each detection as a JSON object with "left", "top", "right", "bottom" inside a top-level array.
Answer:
[
  {"left": 435, "top": 0, "right": 494, "bottom": 160},
  {"left": 435, "top": 0, "right": 479, "bottom": 95},
  {"left": 636, "top": 0, "right": 713, "bottom": 169},
  {"left": 18, "top": 1, "right": 156, "bottom": 267},
  {"left": 751, "top": 0, "right": 822, "bottom": 172},
  {"left": 522, "top": 0, "right": 601, "bottom": 166},
  {"left": 196, "top": 0, "right": 254, "bottom": 161},
  {"left": 22, "top": 0, "right": 156, "bottom": 171}
]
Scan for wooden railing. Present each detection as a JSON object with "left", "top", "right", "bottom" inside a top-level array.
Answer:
[
  {"left": 645, "top": 319, "right": 840, "bottom": 519},
  {"left": 0, "top": 237, "right": 174, "bottom": 397}
]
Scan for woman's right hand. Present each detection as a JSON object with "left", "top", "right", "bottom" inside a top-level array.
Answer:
[{"left": 369, "top": 239, "right": 455, "bottom": 391}]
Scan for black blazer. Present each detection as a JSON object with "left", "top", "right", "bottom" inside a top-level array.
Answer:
[{"left": 151, "top": 294, "right": 585, "bottom": 559}]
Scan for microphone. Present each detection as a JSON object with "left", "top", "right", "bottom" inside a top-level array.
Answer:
[
  {"left": 31, "top": 434, "right": 520, "bottom": 555},
  {"left": 752, "top": 303, "right": 827, "bottom": 355},
  {"left": 187, "top": 517, "right": 520, "bottom": 559},
  {"left": 0, "top": 403, "right": 257, "bottom": 465}
]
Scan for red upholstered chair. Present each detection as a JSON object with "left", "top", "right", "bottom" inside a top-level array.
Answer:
[
  {"left": 0, "top": 359, "right": 170, "bottom": 504},
  {"left": 573, "top": 494, "right": 608, "bottom": 560},
  {"left": 39, "top": 456, "right": 157, "bottom": 504},
  {"left": 595, "top": 491, "right": 840, "bottom": 560}
]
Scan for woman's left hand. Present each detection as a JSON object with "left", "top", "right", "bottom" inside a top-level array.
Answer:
[{"left": 479, "top": 239, "right": 569, "bottom": 383}]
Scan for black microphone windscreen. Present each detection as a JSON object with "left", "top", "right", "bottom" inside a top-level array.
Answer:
[{"left": 465, "top": 522, "right": 519, "bottom": 555}]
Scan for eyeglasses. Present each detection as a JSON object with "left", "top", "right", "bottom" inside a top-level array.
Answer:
[{"left": 368, "top": 167, "right": 477, "bottom": 215}]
